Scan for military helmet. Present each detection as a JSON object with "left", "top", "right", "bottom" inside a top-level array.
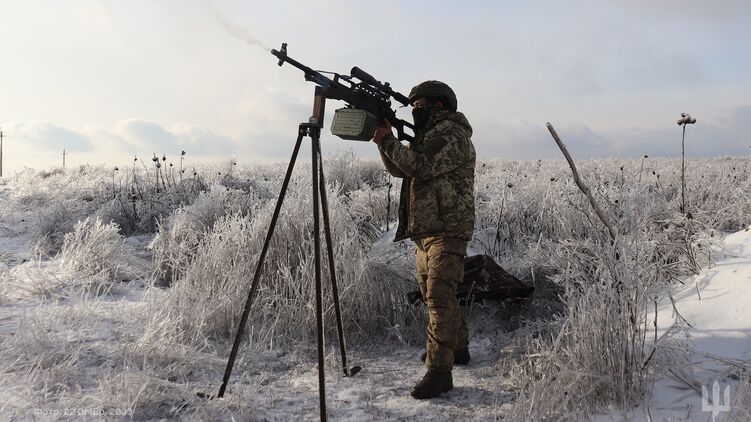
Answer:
[{"left": 408, "top": 80, "right": 457, "bottom": 111}]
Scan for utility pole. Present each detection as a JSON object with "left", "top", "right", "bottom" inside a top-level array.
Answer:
[
  {"left": 0, "top": 127, "right": 4, "bottom": 177},
  {"left": 62, "top": 149, "right": 66, "bottom": 168}
]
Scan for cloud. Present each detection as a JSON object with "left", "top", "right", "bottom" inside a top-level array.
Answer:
[
  {"left": 2, "top": 121, "right": 94, "bottom": 152},
  {"left": 4, "top": 102, "right": 749, "bottom": 175},
  {"left": 235, "top": 104, "right": 751, "bottom": 163},
  {"left": 83, "top": 126, "right": 127, "bottom": 151},
  {"left": 623, "top": 50, "right": 703, "bottom": 89},
  {"left": 0, "top": 119, "right": 241, "bottom": 175},
  {"left": 104, "top": 119, "right": 237, "bottom": 156},
  {"left": 472, "top": 119, "right": 605, "bottom": 160},
  {"left": 606, "top": 106, "right": 751, "bottom": 158},
  {"left": 114, "top": 119, "right": 178, "bottom": 150},
  {"left": 619, "top": 0, "right": 751, "bottom": 21},
  {"left": 171, "top": 124, "right": 238, "bottom": 155},
  {"left": 472, "top": 105, "right": 751, "bottom": 160}
]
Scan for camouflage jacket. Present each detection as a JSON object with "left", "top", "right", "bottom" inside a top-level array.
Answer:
[{"left": 378, "top": 110, "right": 476, "bottom": 241}]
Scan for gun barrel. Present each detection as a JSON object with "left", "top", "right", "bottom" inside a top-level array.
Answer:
[{"left": 271, "top": 45, "right": 333, "bottom": 88}]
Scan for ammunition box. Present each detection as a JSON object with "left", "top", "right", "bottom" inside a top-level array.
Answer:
[{"left": 331, "top": 108, "right": 379, "bottom": 142}]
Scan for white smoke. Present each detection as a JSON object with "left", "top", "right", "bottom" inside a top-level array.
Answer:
[{"left": 212, "top": 12, "right": 271, "bottom": 52}]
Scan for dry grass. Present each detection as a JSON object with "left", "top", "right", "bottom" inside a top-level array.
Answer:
[
  {"left": 60, "top": 218, "right": 140, "bottom": 283},
  {"left": 488, "top": 157, "right": 749, "bottom": 419},
  {"left": 145, "top": 170, "right": 422, "bottom": 351},
  {"left": 150, "top": 186, "right": 260, "bottom": 285}
]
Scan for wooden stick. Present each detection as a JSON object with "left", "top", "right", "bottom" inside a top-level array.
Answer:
[{"left": 546, "top": 122, "right": 617, "bottom": 242}]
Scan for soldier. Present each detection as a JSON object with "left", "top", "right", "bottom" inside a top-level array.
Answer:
[{"left": 372, "top": 80, "right": 476, "bottom": 399}]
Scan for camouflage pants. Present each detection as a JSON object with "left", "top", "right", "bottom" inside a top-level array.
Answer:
[{"left": 415, "top": 236, "right": 469, "bottom": 371}]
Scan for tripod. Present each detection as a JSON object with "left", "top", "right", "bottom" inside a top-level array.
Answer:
[{"left": 218, "top": 87, "right": 359, "bottom": 422}]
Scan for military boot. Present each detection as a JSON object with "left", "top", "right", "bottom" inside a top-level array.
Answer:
[
  {"left": 421, "top": 347, "right": 470, "bottom": 365},
  {"left": 454, "top": 347, "right": 470, "bottom": 365},
  {"left": 410, "top": 369, "right": 453, "bottom": 399}
]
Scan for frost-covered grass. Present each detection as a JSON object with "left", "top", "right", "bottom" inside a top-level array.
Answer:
[
  {"left": 60, "top": 218, "right": 141, "bottom": 283},
  {"left": 473, "top": 157, "right": 751, "bottom": 419},
  {"left": 146, "top": 170, "right": 420, "bottom": 351},
  {"left": 0, "top": 154, "right": 750, "bottom": 420}
]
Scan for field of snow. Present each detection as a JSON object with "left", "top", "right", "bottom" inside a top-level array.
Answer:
[
  {"left": 0, "top": 155, "right": 750, "bottom": 420},
  {"left": 647, "top": 226, "right": 751, "bottom": 421},
  {"left": 595, "top": 226, "right": 751, "bottom": 421}
]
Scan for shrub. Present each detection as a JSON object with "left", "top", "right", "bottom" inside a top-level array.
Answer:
[
  {"left": 144, "top": 172, "right": 422, "bottom": 350},
  {"left": 150, "top": 185, "right": 261, "bottom": 285},
  {"left": 59, "top": 218, "right": 136, "bottom": 285}
]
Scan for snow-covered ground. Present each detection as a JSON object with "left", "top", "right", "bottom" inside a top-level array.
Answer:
[
  {"left": 597, "top": 226, "right": 751, "bottom": 421},
  {"left": 2, "top": 168, "right": 750, "bottom": 420},
  {"left": 0, "top": 206, "right": 520, "bottom": 420}
]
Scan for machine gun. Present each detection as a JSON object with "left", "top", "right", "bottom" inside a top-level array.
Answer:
[{"left": 271, "top": 43, "right": 414, "bottom": 142}]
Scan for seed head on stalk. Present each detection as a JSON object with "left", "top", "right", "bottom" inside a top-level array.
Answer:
[{"left": 678, "top": 113, "right": 697, "bottom": 214}]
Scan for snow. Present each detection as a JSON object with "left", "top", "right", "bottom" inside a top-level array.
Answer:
[
  {"left": 596, "top": 225, "right": 751, "bottom": 421},
  {"left": 656, "top": 227, "right": 751, "bottom": 361}
]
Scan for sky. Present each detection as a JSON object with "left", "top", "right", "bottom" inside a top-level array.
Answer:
[{"left": 1, "top": 0, "right": 750, "bottom": 174}]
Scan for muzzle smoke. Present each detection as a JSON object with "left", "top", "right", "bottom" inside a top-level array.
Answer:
[{"left": 213, "top": 13, "right": 271, "bottom": 52}]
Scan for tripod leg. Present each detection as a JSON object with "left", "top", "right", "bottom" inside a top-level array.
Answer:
[
  {"left": 311, "top": 129, "right": 328, "bottom": 421},
  {"left": 217, "top": 126, "right": 305, "bottom": 398},
  {"left": 316, "top": 146, "right": 358, "bottom": 377}
]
